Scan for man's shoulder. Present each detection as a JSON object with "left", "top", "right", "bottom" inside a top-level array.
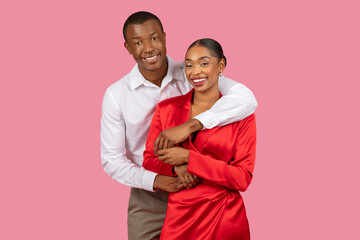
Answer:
[
  {"left": 167, "top": 57, "right": 186, "bottom": 81},
  {"left": 106, "top": 72, "right": 132, "bottom": 93},
  {"left": 169, "top": 59, "right": 184, "bottom": 69}
]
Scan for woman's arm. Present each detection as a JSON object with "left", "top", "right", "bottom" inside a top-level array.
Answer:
[
  {"left": 187, "top": 114, "right": 256, "bottom": 192},
  {"left": 142, "top": 105, "right": 176, "bottom": 176},
  {"left": 153, "top": 77, "right": 257, "bottom": 151}
]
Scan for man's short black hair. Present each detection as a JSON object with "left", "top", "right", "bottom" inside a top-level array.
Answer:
[{"left": 123, "top": 11, "right": 164, "bottom": 42}]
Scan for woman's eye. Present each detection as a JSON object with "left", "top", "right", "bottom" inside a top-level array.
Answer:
[
  {"left": 185, "top": 64, "right": 192, "bottom": 68},
  {"left": 200, "top": 62, "right": 208, "bottom": 66},
  {"left": 135, "top": 41, "right": 142, "bottom": 45},
  {"left": 152, "top": 37, "right": 158, "bottom": 41}
]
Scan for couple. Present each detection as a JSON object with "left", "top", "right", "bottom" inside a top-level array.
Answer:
[{"left": 101, "top": 11, "right": 257, "bottom": 240}]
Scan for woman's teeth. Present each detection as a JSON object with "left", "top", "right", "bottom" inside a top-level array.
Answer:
[{"left": 193, "top": 78, "right": 206, "bottom": 83}]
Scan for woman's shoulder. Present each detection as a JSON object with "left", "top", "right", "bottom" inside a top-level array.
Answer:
[
  {"left": 158, "top": 89, "right": 193, "bottom": 109},
  {"left": 243, "top": 113, "right": 256, "bottom": 122},
  {"left": 233, "top": 113, "right": 256, "bottom": 129}
]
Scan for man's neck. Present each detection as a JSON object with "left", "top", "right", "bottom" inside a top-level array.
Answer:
[{"left": 139, "top": 61, "right": 168, "bottom": 87}]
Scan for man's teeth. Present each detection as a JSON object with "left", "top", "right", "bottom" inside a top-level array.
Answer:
[
  {"left": 193, "top": 78, "right": 206, "bottom": 83},
  {"left": 144, "top": 55, "right": 158, "bottom": 60}
]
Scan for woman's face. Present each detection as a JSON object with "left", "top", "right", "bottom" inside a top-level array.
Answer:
[{"left": 185, "top": 45, "right": 225, "bottom": 93}]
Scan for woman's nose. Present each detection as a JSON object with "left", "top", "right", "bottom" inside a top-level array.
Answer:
[{"left": 192, "top": 64, "right": 201, "bottom": 75}]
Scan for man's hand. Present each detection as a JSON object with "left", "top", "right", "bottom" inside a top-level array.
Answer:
[
  {"left": 153, "top": 175, "right": 184, "bottom": 192},
  {"left": 157, "top": 147, "right": 189, "bottom": 166},
  {"left": 154, "top": 119, "right": 203, "bottom": 154},
  {"left": 174, "top": 164, "right": 200, "bottom": 188}
]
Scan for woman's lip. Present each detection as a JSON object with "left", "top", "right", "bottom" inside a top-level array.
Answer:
[
  {"left": 192, "top": 78, "right": 206, "bottom": 87},
  {"left": 192, "top": 77, "right": 207, "bottom": 83}
]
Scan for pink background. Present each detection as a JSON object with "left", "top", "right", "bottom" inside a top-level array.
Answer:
[{"left": 1, "top": 0, "right": 359, "bottom": 239}]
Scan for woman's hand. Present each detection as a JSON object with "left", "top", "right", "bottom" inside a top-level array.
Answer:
[
  {"left": 174, "top": 164, "right": 200, "bottom": 188},
  {"left": 157, "top": 147, "right": 189, "bottom": 166}
]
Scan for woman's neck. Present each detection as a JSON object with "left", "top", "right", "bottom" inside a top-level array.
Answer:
[
  {"left": 193, "top": 85, "right": 220, "bottom": 106},
  {"left": 190, "top": 85, "right": 220, "bottom": 119}
]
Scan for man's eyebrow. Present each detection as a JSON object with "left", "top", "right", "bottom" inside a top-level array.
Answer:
[{"left": 131, "top": 32, "right": 158, "bottom": 39}]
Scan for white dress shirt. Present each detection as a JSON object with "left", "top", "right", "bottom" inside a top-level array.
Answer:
[{"left": 101, "top": 56, "right": 257, "bottom": 191}]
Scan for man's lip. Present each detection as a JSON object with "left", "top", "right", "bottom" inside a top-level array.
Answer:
[
  {"left": 141, "top": 54, "right": 160, "bottom": 64},
  {"left": 142, "top": 54, "right": 160, "bottom": 60}
]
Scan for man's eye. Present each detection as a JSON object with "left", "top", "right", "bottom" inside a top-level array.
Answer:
[
  {"left": 135, "top": 42, "right": 142, "bottom": 45},
  {"left": 152, "top": 37, "right": 158, "bottom": 40},
  {"left": 185, "top": 65, "right": 192, "bottom": 68}
]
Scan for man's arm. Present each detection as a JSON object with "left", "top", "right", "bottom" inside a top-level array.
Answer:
[
  {"left": 194, "top": 76, "right": 257, "bottom": 129},
  {"left": 153, "top": 77, "right": 257, "bottom": 151},
  {"left": 101, "top": 89, "right": 181, "bottom": 192}
]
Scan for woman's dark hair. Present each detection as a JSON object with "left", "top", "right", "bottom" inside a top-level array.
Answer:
[
  {"left": 187, "top": 38, "right": 227, "bottom": 66},
  {"left": 123, "top": 11, "right": 164, "bottom": 42}
]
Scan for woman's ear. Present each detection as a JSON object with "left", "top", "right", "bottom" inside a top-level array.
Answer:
[{"left": 218, "top": 58, "right": 226, "bottom": 73}]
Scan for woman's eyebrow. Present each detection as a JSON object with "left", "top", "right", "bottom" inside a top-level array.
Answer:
[
  {"left": 199, "top": 56, "right": 211, "bottom": 60},
  {"left": 185, "top": 56, "right": 211, "bottom": 61}
]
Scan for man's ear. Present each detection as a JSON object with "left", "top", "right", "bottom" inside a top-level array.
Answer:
[
  {"left": 124, "top": 42, "right": 132, "bottom": 55},
  {"left": 162, "top": 32, "right": 166, "bottom": 45}
]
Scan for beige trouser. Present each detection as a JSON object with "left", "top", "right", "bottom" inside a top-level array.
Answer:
[{"left": 127, "top": 188, "right": 168, "bottom": 240}]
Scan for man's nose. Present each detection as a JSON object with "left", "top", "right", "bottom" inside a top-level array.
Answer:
[{"left": 143, "top": 41, "right": 154, "bottom": 53}]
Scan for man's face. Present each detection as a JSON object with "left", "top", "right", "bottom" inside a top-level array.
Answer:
[{"left": 124, "top": 19, "right": 167, "bottom": 74}]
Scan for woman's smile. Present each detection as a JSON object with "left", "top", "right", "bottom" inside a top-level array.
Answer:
[{"left": 191, "top": 77, "right": 207, "bottom": 87}]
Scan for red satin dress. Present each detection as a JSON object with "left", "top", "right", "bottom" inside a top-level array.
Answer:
[{"left": 143, "top": 89, "right": 256, "bottom": 240}]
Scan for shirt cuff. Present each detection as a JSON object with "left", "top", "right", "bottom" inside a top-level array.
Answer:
[
  {"left": 193, "top": 110, "right": 219, "bottom": 130},
  {"left": 141, "top": 170, "right": 158, "bottom": 192}
]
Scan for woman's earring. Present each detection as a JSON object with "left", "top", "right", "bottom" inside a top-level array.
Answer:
[{"left": 219, "top": 72, "right": 222, "bottom": 77}]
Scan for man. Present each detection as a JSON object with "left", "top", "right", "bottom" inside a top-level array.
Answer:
[{"left": 101, "top": 11, "right": 257, "bottom": 240}]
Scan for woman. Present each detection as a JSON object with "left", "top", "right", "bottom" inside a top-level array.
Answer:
[{"left": 143, "top": 38, "right": 256, "bottom": 240}]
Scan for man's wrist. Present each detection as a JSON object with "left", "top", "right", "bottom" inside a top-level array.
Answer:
[
  {"left": 186, "top": 118, "right": 203, "bottom": 133},
  {"left": 153, "top": 174, "right": 160, "bottom": 190}
]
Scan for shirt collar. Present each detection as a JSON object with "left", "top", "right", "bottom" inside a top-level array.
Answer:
[{"left": 129, "top": 56, "right": 185, "bottom": 90}]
